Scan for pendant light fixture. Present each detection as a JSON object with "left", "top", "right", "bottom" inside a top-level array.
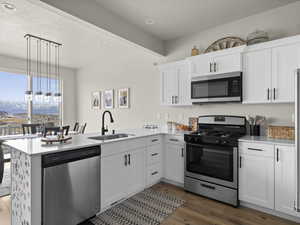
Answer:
[
  {"left": 25, "top": 36, "right": 33, "bottom": 102},
  {"left": 53, "top": 44, "right": 62, "bottom": 103},
  {"left": 24, "top": 34, "right": 62, "bottom": 103},
  {"left": 44, "top": 42, "right": 52, "bottom": 103},
  {"left": 35, "top": 39, "right": 43, "bottom": 102}
]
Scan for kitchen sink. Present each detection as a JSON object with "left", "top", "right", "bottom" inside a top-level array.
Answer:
[{"left": 88, "top": 133, "right": 132, "bottom": 141}]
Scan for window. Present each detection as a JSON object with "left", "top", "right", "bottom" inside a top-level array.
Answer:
[
  {"left": 32, "top": 76, "right": 60, "bottom": 125},
  {"left": 0, "top": 71, "right": 62, "bottom": 136},
  {"left": 0, "top": 72, "right": 28, "bottom": 135}
]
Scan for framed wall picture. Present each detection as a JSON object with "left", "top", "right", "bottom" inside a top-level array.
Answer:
[
  {"left": 103, "top": 89, "right": 114, "bottom": 109},
  {"left": 91, "top": 91, "right": 101, "bottom": 109},
  {"left": 118, "top": 88, "right": 130, "bottom": 108}
]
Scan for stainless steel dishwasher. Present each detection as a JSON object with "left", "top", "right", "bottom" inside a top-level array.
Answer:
[{"left": 42, "top": 146, "right": 101, "bottom": 225}]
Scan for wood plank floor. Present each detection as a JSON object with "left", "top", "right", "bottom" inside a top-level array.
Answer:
[
  {"left": 0, "top": 182, "right": 299, "bottom": 225},
  {"left": 0, "top": 195, "right": 10, "bottom": 225}
]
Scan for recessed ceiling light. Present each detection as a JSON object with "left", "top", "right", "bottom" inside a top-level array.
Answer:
[
  {"left": 2, "top": 2, "right": 16, "bottom": 11},
  {"left": 145, "top": 18, "right": 155, "bottom": 25}
]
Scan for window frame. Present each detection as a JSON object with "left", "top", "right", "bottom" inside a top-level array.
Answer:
[{"left": 0, "top": 66, "right": 63, "bottom": 126}]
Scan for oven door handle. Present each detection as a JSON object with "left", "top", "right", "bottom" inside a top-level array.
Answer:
[{"left": 186, "top": 143, "right": 235, "bottom": 151}]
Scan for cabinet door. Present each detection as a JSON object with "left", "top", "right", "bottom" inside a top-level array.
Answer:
[
  {"left": 243, "top": 49, "right": 272, "bottom": 104},
  {"left": 126, "top": 149, "right": 146, "bottom": 195},
  {"left": 189, "top": 54, "right": 212, "bottom": 76},
  {"left": 272, "top": 44, "right": 300, "bottom": 103},
  {"left": 178, "top": 64, "right": 191, "bottom": 105},
  {"left": 214, "top": 53, "right": 241, "bottom": 74},
  {"left": 101, "top": 154, "right": 128, "bottom": 209},
  {"left": 275, "top": 145, "right": 297, "bottom": 216},
  {"left": 160, "top": 67, "right": 179, "bottom": 105},
  {"left": 239, "top": 154, "right": 274, "bottom": 209},
  {"left": 165, "top": 143, "right": 184, "bottom": 184}
]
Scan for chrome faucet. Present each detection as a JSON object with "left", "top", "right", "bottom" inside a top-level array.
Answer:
[{"left": 101, "top": 110, "right": 114, "bottom": 135}]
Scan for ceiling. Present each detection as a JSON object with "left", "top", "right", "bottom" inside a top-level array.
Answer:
[
  {"left": 94, "top": 0, "right": 298, "bottom": 40},
  {"left": 0, "top": 0, "right": 161, "bottom": 69}
]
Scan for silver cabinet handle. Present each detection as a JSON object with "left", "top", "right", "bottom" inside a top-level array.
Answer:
[
  {"left": 181, "top": 148, "right": 184, "bottom": 157},
  {"left": 214, "top": 62, "right": 217, "bottom": 72},
  {"left": 151, "top": 139, "right": 159, "bottom": 142},
  {"left": 171, "top": 96, "right": 174, "bottom": 104},
  {"left": 151, "top": 153, "right": 159, "bottom": 156},
  {"left": 276, "top": 148, "right": 279, "bottom": 162},
  {"left": 248, "top": 148, "right": 263, "bottom": 152},
  {"left": 209, "top": 63, "right": 212, "bottom": 72},
  {"left": 239, "top": 156, "right": 242, "bottom": 168},
  {"left": 128, "top": 154, "right": 131, "bottom": 165},
  {"left": 267, "top": 88, "right": 270, "bottom": 100},
  {"left": 124, "top": 154, "right": 127, "bottom": 166},
  {"left": 273, "top": 88, "right": 276, "bottom": 100}
]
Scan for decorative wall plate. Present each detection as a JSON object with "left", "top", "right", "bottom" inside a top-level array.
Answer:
[{"left": 204, "top": 37, "right": 246, "bottom": 53}]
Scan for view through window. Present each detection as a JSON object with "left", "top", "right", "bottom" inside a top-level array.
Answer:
[{"left": 0, "top": 71, "right": 61, "bottom": 136}]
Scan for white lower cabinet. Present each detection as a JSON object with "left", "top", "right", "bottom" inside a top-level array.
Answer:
[
  {"left": 239, "top": 152, "right": 274, "bottom": 209},
  {"left": 126, "top": 149, "right": 146, "bottom": 195},
  {"left": 275, "top": 145, "right": 297, "bottom": 216},
  {"left": 101, "top": 147, "right": 146, "bottom": 210},
  {"left": 239, "top": 141, "right": 298, "bottom": 217},
  {"left": 164, "top": 139, "right": 184, "bottom": 184},
  {"left": 101, "top": 153, "right": 129, "bottom": 209}
]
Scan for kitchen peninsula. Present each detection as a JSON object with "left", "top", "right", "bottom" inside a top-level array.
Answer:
[{"left": 4, "top": 128, "right": 186, "bottom": 225}]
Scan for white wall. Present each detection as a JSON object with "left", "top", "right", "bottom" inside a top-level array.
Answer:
[
  {"left": 0, "top": 54, "right": 77, "bottom": 126},
  {"left": 76, "top": 2, "right": 300, "bottom": 133}
]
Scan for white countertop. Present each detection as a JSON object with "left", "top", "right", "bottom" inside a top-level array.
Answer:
[
  {"left": 239, "top": 135, "right": 295, "bottom": 146},
  {"left": 3, "top": 128, "right": 189, "bottom": 156}
]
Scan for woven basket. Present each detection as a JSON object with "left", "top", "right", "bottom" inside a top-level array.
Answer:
[{"left": 267, "top": 126, "right": 295, "bottom": 140}]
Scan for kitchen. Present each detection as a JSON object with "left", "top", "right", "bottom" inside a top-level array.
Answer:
[{"left": 0, "top": 0, "right": 300, "bottom": 225}]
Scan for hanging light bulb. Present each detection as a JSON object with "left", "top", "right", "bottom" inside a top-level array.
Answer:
[
  {"left": 25, "top": 36, "right": 33, "bottom": 102},
  {"left": 35, "top": 39, "right": 43, "bottom": 103}
]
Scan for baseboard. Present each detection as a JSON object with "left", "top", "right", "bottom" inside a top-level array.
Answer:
[
  {"left": 161, "top": 178, "right": 184, "bottom": 188},
  {"left": 240, "top": 201, "right": 300, "bottom": 223}
]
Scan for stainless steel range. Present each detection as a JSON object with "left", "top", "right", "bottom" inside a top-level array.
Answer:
[{"left": 184, "top": 115, "right": 246, "bottom": 206}]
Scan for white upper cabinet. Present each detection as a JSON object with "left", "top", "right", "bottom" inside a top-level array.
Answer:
[
  {"left": 188, "top": 46, "right": 244, "bottom": 77},
  {"left": 243, "top": 35, "right": 300, "bottom": 104},
  {"left": 213, "top": 52, "right": 242, "bottom": 74},
  {"left": 243, "top": 49, "right": 272, "bottom": 104},
  {"left": 159, "top": 60, "right": 191, "bottom": 106},
  {"left": 275, "top": 145, "right": 297, "bottom": 216},
  {"left": 272, "top": 43, "right": 300, "bottom": 103},
  {"left": 189, "top": 54, "right": 212, "bottom": 75}
]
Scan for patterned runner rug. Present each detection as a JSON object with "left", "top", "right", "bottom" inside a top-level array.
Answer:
[{"left": 90, "top": 188, "right": 185, "bottom": 225}]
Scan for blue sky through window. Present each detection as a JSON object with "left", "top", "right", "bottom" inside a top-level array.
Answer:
[{"left": 0, "top": 71, "right": 27, "bottom": 102}]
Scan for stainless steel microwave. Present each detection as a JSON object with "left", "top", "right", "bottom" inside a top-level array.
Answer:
[{"left": 191, "top": 72, "right": 242, "bottom": 104}]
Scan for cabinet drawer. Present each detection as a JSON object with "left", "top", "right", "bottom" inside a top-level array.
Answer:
[
  {"left": 239, "top": 142, "right": 274, "bottom": 157},
  {"left": 147, "top": 135, "right": 162, "bottom": 146},
  {"left": 147, "top": 145, "right": 161, "bottom": 165},
  {"left": 102, "top": 138, "right": 147, "bottom": 157},
  {"left": 147, "top": 164, "right": 161, "bottom": 186},
  {"left": 166, "top": 135, "right": 184, "bottom": 145}
]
